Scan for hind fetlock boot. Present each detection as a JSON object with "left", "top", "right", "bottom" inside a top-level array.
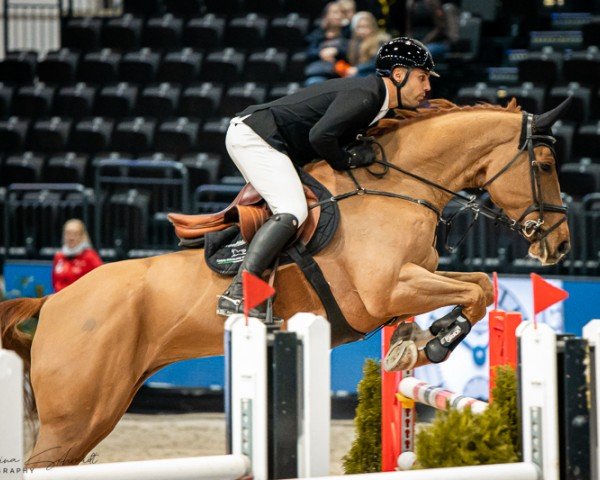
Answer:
[{"left": 217, "top": 213, "right": 299, "bottom": 317}]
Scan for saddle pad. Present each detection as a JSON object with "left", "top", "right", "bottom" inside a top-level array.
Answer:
[{"left": 204, "top": 169, "right": 340, "bottom": 275}]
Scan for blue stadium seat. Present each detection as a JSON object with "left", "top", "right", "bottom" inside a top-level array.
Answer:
[
  {"left": 119, "top": 48, "right": 161, "bottom": 84},
  {"left": 12, "top": 84, "right": 55, "bottom": 118},
  {"left": 178, "top": 82, "right": 223, "bottom": 119},
  {"left": 156, "top": 48, "right": 202, "bottom": 84},
  {"left": 37, "top": 49, "right": 79, "bottom": 85},
  {"left": 201, "top": 48, "right": 245, "bottom": 81},
  {"left": 269, "top": 13, "right": 310, "bottom": 49},
  {"left": 0, "top": 51, "right": 37, "bottom": 85},
  {"left": 220, "top": 82, "right": 267, "bottom": 117},
  {"left": 143, "top": 14, "right": 184, "bottom": 50},
  {"left": 246, "top": 48, "right": 287, "bottom": 82},
  {"left": 70, "top": 117, "right": 115, "bottom": 153},
  {"left": 154, "top": 117, "right": 201, "bottom": 155},
  {"left": 136, "top": 83, "right": 181, "bottom": 118},
  {"left": 102, "top": 14, "right": 144, "bottom": 51},
  {"left": 183, "top": 14, "right": 225, "bottom": 49},
  {"left": 78, "top": 49, "right": 121, "bottom": 84},
  {"left": 95, "top": 83, "right": 138, "bottom": 118},
  {"left": 111, "top": 117, "right": 157, "bottom": 154},
  {"left": 54, "top": 83, "right": 96, "bottom": 118},
  {"left": 227, "top": 13, "right": 268, "bottom": 49},
  {"left": 0, "top": 117, "right": 29, "bottom": 152},
  {"left": 27, "top": 117, "right": 72, "bottom": 153},
  {"left": 62, "top": 17, "right": 102, "bottom": 52}
]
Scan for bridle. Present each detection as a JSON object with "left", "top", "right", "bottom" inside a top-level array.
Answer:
[{"left": 310, "top": 113, "right": 568, "bottom": 252}]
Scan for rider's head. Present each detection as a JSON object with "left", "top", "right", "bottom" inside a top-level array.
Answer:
[{"left": 376, "top": 37, "right": 438, "bottom": 109}]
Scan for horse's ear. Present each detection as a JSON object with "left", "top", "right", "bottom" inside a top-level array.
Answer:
[{"left": 533, "top": 96, "right": 573, "bottom": 131}]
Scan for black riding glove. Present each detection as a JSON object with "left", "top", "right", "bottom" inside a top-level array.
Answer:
[{"left": 345, "top": 143, "right": 376, "bottom": 169}]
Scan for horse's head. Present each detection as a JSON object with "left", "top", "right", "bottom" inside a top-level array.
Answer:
[{"left": 481, "top": 98, "right": 572, "bottom": 265}]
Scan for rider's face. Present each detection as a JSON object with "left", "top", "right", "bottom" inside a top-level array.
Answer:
[{"left": 394, "top": 68, "right": 431, "bottom": 109}]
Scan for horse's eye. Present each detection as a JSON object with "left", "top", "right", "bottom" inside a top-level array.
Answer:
[{"left": 539, "top": 163, "right": 552, "bottom": 172}]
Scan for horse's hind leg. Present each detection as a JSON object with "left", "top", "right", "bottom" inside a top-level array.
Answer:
[
  {"left": 27, "top": 348, "right": 143, "bottom": 469},
  {"left": 381, "top": 263, "right": 490, "bottom": 371}
]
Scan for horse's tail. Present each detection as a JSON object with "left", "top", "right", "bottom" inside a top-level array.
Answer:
[{"left": 1, "top": 296, "right": 49, "bottom": 419}]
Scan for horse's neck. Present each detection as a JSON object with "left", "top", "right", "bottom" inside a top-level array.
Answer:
[{"left": 382, "top": 112, "right": 520, "bottom": 211}]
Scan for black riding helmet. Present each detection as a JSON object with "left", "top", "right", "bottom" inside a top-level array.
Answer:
[{"left": 376, "top": 37, "right": 438, "bottom": 108}]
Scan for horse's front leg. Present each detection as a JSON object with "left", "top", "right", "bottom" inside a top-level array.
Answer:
[
  {"left": 382, "top": 263, "right": 489, "bottom": 371},
  {"left": 435, "top": 271, "right": 494, "bottom": 307}
]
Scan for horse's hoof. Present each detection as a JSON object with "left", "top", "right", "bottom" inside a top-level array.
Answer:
[
  {"left": 383, "top": 340, "right": 419, "bottom": 371},
  {"left": 390, "top": 321, "right": 433, "bottom": 344}
]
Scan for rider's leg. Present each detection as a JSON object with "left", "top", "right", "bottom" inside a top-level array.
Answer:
[{"left": 217, "top": 118, "right": 308, "bottom": 316}]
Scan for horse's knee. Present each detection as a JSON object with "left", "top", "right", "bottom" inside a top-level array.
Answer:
[
  {"left": 474, "top": 273, "right": 494, "bottom": 306},
  {"left": 463, "top": 284, "right": 487, "bottom": 322}
]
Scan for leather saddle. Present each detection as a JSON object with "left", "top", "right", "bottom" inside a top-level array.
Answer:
[{"left": 168, "top": 183, "right": 321, "bottom": 245}]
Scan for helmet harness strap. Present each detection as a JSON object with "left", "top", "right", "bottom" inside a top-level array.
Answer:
[{"left": 390, "top": 67, "right": 412, "bottom": 109}]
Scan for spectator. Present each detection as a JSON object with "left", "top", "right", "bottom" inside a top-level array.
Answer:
[
  {"left": 52, "top": 219, "right": 103, "bottom": 292},
  {"left": 337, "top": 0, "right": 356, "bottom": 29},
  {"left": 305, "top": 2, "right": 350, "bottom": 85},
  {"left": 406, "top": 0, "right": 459, "bottom": 59},
  {"left": 335, "top": 11, "right": 391, "bottom": 78}
]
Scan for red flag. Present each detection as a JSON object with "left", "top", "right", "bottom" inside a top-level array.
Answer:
[
  {"left": 531, "top": 273, "right": 569, "bottom": 315},
  {"left": 492, "top": 271, "right": 499, "bottom": 310},
  {"left": 242, "top": 270, "right": 275, "bottom": 318}
]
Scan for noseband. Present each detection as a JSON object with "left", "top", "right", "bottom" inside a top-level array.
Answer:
[{"left": 310, "top": 113, "right": 568, "bottom": 252}]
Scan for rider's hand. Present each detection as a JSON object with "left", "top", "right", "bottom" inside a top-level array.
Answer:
[{"left": 345, "top": 143, "right": 376, "bottom": 169}]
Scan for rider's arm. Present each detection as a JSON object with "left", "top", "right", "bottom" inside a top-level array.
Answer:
[{"left": 308, "top": 90, "right": 379, "bottom": 171}]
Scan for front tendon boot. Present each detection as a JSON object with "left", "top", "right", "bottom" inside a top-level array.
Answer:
[
  {"left": 216, "top": 213, "right": 299, "bottom": 317},
  {"left": 424, "top": 311, "right": 472, "bottom": 364}
]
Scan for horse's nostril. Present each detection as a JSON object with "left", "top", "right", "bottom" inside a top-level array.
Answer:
[{"left": 558, "top": 241, "right": 571, "bottom": 255}]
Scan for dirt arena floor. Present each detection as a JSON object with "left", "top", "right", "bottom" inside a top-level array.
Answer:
[{"left": 86, "top": 413, "right": 355, "bottom": 475}]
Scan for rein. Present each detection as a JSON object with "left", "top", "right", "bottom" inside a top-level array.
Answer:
[{"left": 310, "top": 113, "right": 568, "bottom": 252}]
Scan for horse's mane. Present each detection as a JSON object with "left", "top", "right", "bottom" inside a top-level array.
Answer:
[{"left": 367, "top": 98, "right": 522, "bottom": 137}]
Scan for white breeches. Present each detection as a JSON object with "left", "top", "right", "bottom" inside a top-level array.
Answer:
[{"left": 225, "top": 117, "right": 309, "bottom": 225}]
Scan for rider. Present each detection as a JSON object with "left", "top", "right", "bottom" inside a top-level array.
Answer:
[{"left": 217, "top": 37, "right": 437, "bottom": 316}]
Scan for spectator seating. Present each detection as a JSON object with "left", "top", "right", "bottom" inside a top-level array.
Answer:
[
  {"left": 227, "top": 13, "right": 268, "bottom": 48},
  {"left": 0, "top": 117, "right": 29, "bottom": 152},
  {"left": 78, "top": 49, "right": 121, "bottom": 84},
  {"left": 163, "top": 0, "right": 204, "bottom": 16},
  {"left": 178, "top": 82, "right": 223, "bottom": 118},
  {"left": 574, "top": 121, "right": 600, "bottom": 159},
  {"left": 62, "top": 17, "right": 102, "bottom": 51},
  {"left": 0, "top": 83, "right": 14, "bottom": 117},
  {"left": 219, "top": 82, "right": 266, "bottom": 117},
  {"left": 12, "top": 84, "right": 55, "bottom": 117},
  {"left": 119, "top": 49, "right": 161, "bottom": 84},
  {"left": 54, "top": 83, "right": 96, "bottom": 118},
  {"left": 154, "top": 117, "right": 201, "bottom": 155},
  {"left": 268, "top": 82, "right": 300, "bottom": 101},
  {"left": 156, "top": 48, "right": 203, "bottom": 84},
  {"left": 2, "top": 152, "right": 44, "bottom": 185},
  {"left": 27, "top": 117, "right": 72, "bottom": 153},
  {"left": 269, "top": 13, "right": 310, "bottom": 48},
  {"left": 69, "top": 117, "right": 114, "bottom": 153},
  {"left": 547, "top": 83, "right": 592, "bottom": 124},
  {"left": 136, "top": 83, "right": 181, "bottom": 118},
  {"left": 44, "top": 152, "right": 89, "bottom": 184},
  {"left": 246, "top": 48, "right": 287, "bottom": 82},
  {"left": 563, "top": 46, "right": 600, "bottom": 87},
  {"left": 517, "top": 48, "right": 562, "bottom": 86},
  {"left": 102, "top": 14, "right": 144, "bottom": 51},
  {"left": 95, "top": 83, "right": 138, "bottom": 117},
  {"left": 37, "top": 49, "right": 79, "bottom": 85},
  {"left": 111, "top": 117, "right": 157, "bottom": 153},
  {"left": 202, "top": 48, "right": 245, "bottom": 81},
  {"left": 183, "top": 14, "right": 226, "bottom": 49},
  {"left": 143, "top": 14, "right": 184, "bottom": 50},
  {"left": 0, "top": 51, "right": 37, "bottom": 85}
]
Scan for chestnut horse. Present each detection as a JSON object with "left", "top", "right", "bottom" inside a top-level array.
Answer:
[{"left": 1, "top": 99, "right": 571, "bottom": 468}]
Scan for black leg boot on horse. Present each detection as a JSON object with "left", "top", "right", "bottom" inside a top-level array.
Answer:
[
  {"left": 383, "top": 306, "right": 472, "bottom": 371},
  {"left": 217, "top": 213, "right": 299, "bottom": 317}
]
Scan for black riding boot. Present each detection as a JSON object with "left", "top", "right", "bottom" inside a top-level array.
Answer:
[{"left": 216, "top": 213, "right": 299, "bottom": 316}]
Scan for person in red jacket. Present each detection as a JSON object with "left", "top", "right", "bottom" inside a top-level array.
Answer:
[{"left": 52, "top": 219, "right": 103, "bottom": 292}]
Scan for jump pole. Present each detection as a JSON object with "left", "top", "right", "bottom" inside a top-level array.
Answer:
[{"left": 583, "top": 319, "right": 600, "bottom": 480}]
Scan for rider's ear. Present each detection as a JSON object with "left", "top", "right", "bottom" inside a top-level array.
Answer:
[
  {"left": 392, "top": 67, "right": 406, "bottom": 83},
  {"left": 534, "top": 96, "right": 573, "bottom": 132}
]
